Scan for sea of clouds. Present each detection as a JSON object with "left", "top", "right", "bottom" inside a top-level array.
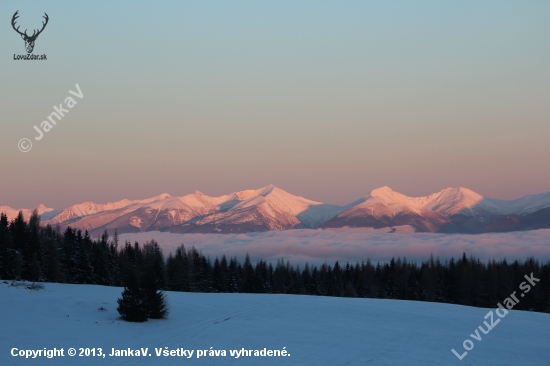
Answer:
[{"left": 119, "top": 227, "right": 550, "bottom": 265}]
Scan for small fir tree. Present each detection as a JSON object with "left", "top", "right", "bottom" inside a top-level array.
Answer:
[
  {"left": 143, "top": 273, "right": 168, "bottom": 319},
  {"left": 117, "top": 272, "right": 148, "bottom": 322}
]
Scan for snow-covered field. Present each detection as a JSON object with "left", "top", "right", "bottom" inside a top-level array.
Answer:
[
  {"left": 1, "top": 282, "right": 549, "bottom": 365},
  {"left": 120, "top": 229, "right": 550, "bottom": 265}
]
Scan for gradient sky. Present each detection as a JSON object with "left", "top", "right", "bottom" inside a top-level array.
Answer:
[{"left": 1, "top": 0, "right": 550, "bottom": 209}]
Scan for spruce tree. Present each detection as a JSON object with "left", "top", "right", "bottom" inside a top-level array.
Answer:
[
  {"left": 0, "top": 213, "right": 15, "bottom": 279},
  {"left": 28, "top": 210, "right": 43, "bottom": 281},
  {"left": 117, "top": 272, "right": 148, "bottom": 322},
  {"left": 143, "top": 274, "right": 168, "bottom": 319}
]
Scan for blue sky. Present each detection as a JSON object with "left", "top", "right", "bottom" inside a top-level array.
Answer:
[{"left": 1, "top": 1, "right": 550, "bottom": 208}]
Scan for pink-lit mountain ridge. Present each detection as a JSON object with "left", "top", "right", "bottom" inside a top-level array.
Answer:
[{"left": 3, "top": 184, "right": 550, "bottom": 235}]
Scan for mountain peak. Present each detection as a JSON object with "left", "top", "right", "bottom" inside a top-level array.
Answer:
[
  {"left": 370, "top": 186, "right": 393, "bottom": 194},
  {"left": 256, "top": 184, "right": 276, "bottom": 196},
  {"left": 437, "top": 187, "right": 484, "bottom": 205},
  {"left": 151, "top": 193, "right": 171, "bottom": 200},
  {"left": 440, "top": 186, "right": 479, "bottom": 196},
  {"left": 368, "top": 186, "right": 398, "bottom": 200},
  {"left": 35, "top": 204, "right": 54, "bottom": 213}
]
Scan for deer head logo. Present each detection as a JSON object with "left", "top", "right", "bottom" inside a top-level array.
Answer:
[{"left": 12, "top": 11, "right": 49, "bottom": 54}]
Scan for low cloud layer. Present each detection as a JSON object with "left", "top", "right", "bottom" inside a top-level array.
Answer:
[{"left": 119, "top": 228, "right": 550, "bottom": 265}]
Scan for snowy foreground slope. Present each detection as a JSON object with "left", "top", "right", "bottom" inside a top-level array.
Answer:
[{"left": 1, "top": 282, "right": 549, "bottom": 366}]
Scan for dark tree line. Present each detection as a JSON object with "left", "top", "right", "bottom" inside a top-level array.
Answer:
[{"left": 1, "top": 210, "right": 550, "bottom": 313}]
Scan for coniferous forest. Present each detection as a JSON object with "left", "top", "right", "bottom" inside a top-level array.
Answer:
[{"left": 1, "top": 210, "right": 550, "bottom": 313}]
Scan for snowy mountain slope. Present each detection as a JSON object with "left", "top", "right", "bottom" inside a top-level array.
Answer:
[
  {"left": 323, "top": 186, "right": 550, "bottom": 233},
  {"left": 478, "top": 207, "right": 550, "bottom": 233},
  {"left": 321, "top": 187, "right": 456, "bottom": 232},
  {"left": 296, "top": 203, "right": 349, "bottom": 229},
  {"left": 483, "top": 190, "right": 550, "bottom": 215},
  {"left": 44, "top": 193, "right": 222, "bottom": 235},
  {"left": 336, "top": 186, "right": 506, "bottom": 217},
  {"left": 46, "top": 193, "right": 172, "bottom": 225},
  {"left": 1, "top": 281, "right": 549, "bottom": 365},
  {"left": 38, "top": 185, "right": 335, "bottom": 235},
  {"left": 0, "top": 204, "right": 57, "bottom": 222},
  {"left": 166, "top": 185, "right": 334, "bottom": 234},
  {"left": 329, "top": 186, "right": 550, "bottom": 218},
  {"left": 3, "top": 185, "right": 550, "bottom": 234}
]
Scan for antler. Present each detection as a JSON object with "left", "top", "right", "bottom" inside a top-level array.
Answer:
[
  {"left": 11, "top": 11, "right": 28, "bottom": 37},
  {"left": 29, "top": 13, "right": 49, "bottom": 39}
]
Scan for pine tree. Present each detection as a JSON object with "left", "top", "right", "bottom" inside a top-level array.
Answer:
[
  {"left": 0, "top": 213, "right": 15, "bottom": 279},
  {"left": 10, "top": 211, "right": 27, "bottom": 280},
  {"left": 41, "top": 225, "right": 61, "bottom": 282},
  {"left": 73, "top": 230, "right": 95, "bottom": 284},
  {"left": 28, "top": 210, "right": 43, "bottom": 281},
  {"left": 143, "top": 274, "right": 168, "bottom": 319},
  {"left": 117, "top": 272, "right": 148, "bottom": 322}
]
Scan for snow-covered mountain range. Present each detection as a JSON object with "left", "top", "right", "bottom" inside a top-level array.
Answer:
[
  {"left": 2, "top": 184, "right": 550, "bottom": 234},
  {"left": 321, "top": 186, "right": 550, "bottom": 233}
]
